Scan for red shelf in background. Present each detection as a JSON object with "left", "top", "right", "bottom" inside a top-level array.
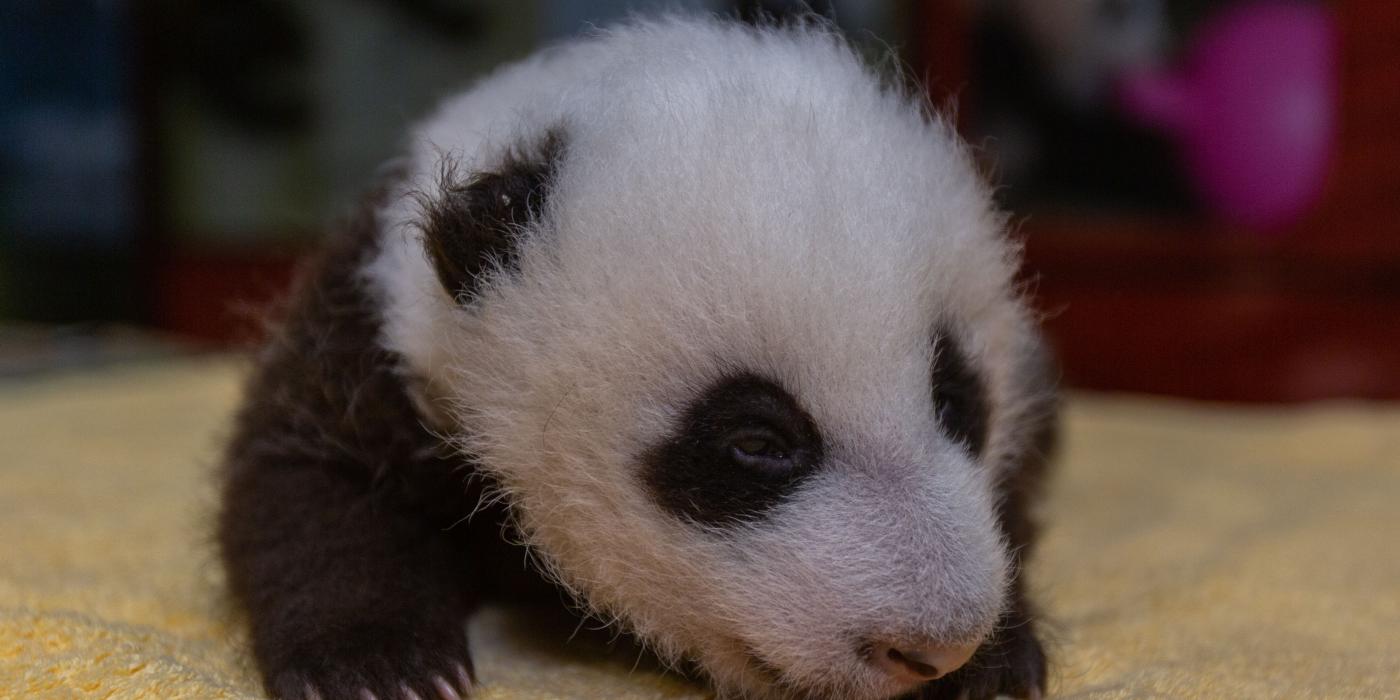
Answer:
[
  {"left": 154, "top": 248, "right": 303, "bottom": 346},
  {"left": 1022, "top": 216, "right": 1400, "bottom": 402}
]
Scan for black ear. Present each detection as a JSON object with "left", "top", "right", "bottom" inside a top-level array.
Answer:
[{"left": 419, "top": 130, "right": 564, "bottom": 303}]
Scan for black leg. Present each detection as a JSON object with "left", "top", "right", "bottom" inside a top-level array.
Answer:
[
  {"left": 217, "top": 195, "right": 486, "bottom": 700},
  {"left": 221, "top": 458, "right": 479, "bottom": 700}
]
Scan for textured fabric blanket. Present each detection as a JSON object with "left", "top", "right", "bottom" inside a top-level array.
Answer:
[{"left": 1, "top": 359, "right": 1396, "bottom": 699}]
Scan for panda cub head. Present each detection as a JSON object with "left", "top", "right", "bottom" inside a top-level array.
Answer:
[{"left": 370, "top": 16, "right": 1051, "bottom": 700}]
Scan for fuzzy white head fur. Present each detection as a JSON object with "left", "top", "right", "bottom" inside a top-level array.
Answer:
[{"left": 367, "top": 16, "right": 1050, "bottom": 700}]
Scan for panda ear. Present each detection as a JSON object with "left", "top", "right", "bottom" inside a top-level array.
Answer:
[{"left": 418, "top": 130, "right": 565, "bottom": 304}]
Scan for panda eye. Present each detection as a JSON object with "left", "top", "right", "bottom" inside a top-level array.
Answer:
[
  {"left": 726, "top": 430, "right": 792, "bottom": 466},
  {"left": 643, "top": 373, "right": 824, "bottom": 526},
  {"left": 931, "top": 328, "right": 990, "bottom": 457}
]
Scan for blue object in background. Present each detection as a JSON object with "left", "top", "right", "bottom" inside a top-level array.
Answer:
[
  {"left": 1, "top": 0, "right": 136, "bottom": 245},
  {"left": 0, "top": 0, "right": 140, "bottom": 321}
]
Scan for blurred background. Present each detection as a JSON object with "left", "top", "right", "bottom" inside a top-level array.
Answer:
[{"left": 2, "top": 0, "right": 1395, "bottom": 401}]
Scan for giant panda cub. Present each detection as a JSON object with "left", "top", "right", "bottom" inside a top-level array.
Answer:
[{"left": 218, "top": 15, "right": 1059, "bottom": 700}]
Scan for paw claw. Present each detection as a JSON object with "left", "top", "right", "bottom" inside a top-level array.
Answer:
[
  {"left": 431, "top": 674, "right": 462, "bottom": 700},
  {"left": 454, "top": 662, "right": 474, "bottom": 692},
  {"left": 266, "top": 621, "right": 473, "bottom": 700}
]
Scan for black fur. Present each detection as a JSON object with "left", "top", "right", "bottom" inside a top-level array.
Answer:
[
  {"left": 642, "top": 373, "right": 825, "bottom": 527},
  {"left": 419, "top": 130, "right": 564, "bottom": 303},
  {"left": 217, "top": 174, "right": 560, "bottom": 700},
  {"left": 931, "top": 328, "right": 990, "bottom": 458}
]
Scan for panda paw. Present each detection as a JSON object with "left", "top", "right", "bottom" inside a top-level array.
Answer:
[
  {"left": 918, "top": 616, "right": 1046, "bottom": 700},
  {"left": 264, "top": 621, "right": 475, "bottom": 700}
]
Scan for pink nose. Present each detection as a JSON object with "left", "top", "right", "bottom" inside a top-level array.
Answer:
[{"left": 868, "top": 639, "right": 979, "bottom": 683}]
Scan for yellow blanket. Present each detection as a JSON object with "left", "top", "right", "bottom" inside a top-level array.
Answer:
[{"left": 2, "top": 359, "right": 1397, "bottom": 699}]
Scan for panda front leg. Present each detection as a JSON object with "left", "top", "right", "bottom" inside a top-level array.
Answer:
[{"left": 220, "top": 455, "right": 479, "bottom": 700}]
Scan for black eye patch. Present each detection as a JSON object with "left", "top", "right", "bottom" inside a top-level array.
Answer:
[
  {"left": 931, "top": 328, "right": 990, "bottom": 458},
  {"left": 642, "top": 373, "right": 824, "bottom": 527}
]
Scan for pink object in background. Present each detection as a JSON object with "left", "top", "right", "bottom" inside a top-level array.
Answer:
[{"left": 1116, "top": 1, "right": 1337, "bottom": 232}]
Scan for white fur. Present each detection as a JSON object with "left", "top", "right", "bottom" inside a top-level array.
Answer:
[{"left": 366, "top": 16, "right": 1050, "bottom": 699}]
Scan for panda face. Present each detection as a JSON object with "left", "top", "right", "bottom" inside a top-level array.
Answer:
[
  {"left": 392, "top": 139, "right": 1019, "bottom": 696},
  {"left": 367, "top": 18, "right": 1046, "bottom": 700}
]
